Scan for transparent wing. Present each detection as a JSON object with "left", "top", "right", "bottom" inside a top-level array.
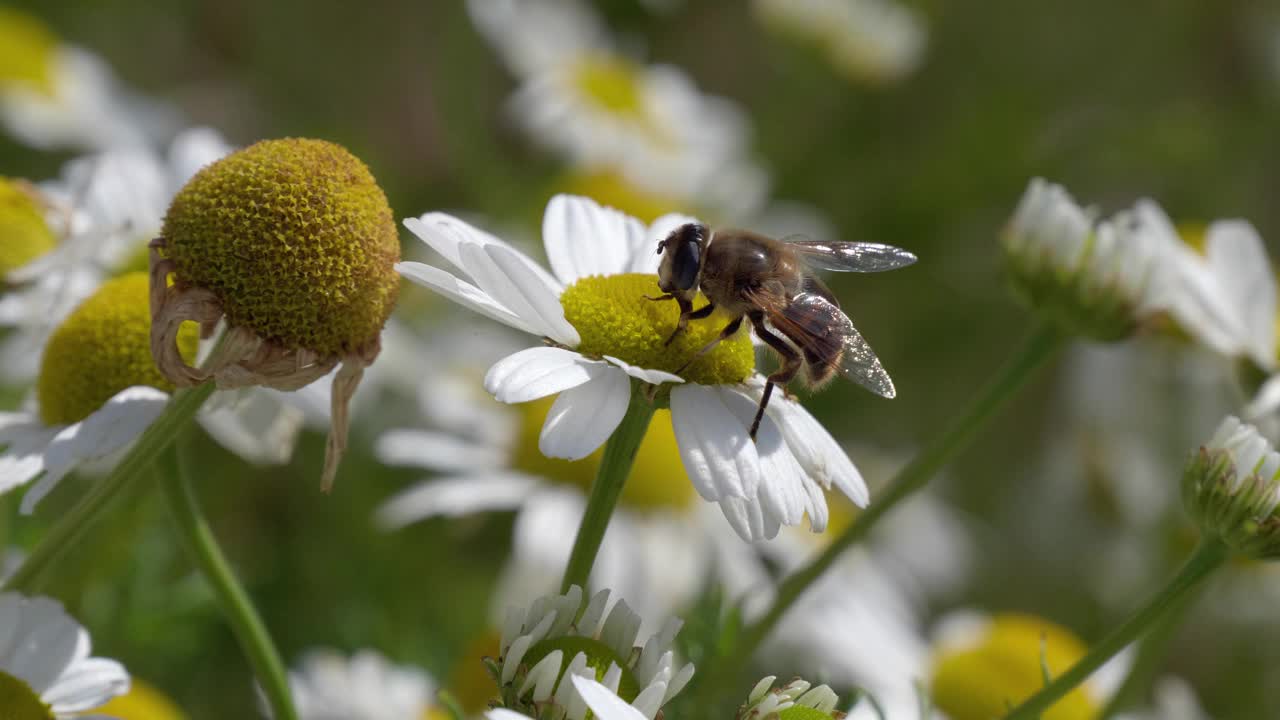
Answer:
[
  {"left": 787, "top": 240, "right": 918, "bottom": 273},
  {"left": 766, "top": 293, "right": 896, "bottom": 398}
]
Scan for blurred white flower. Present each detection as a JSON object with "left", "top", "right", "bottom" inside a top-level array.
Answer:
[
  {"left": 286, "top": 648, "right": 436, "bottom": 720},
  {"left": 0, "top": 591, "right": 130, "bottom": 717},
  {"left": 1115, "top": 676, "right": 1212, "bottom": 720},
  {"left": 493, "top": 586, "right": 691, "bottom": 720},
  {"left": 467, "top": 0, "right": 768, "bottom": 218},
  {"left": 753, "top": 0, "right": 928, "bottom": 85},
  {"left": 396, "top": 194, "right": 869, "bottom": 541},
  {"left": 0, "top": 8, "right": 175, "bottom": 151}
]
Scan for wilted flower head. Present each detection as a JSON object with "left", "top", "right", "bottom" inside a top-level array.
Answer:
[
  {"left": 150, "top": 137, "right": 400, "bottom": 488},
  {"left": 1183, "top": 416, "right": 1280, "bottom": 559}
]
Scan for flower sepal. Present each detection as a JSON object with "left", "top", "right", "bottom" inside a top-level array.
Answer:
[{"left": 1183, "top": 417, "right": 1280, "bottom": 560}]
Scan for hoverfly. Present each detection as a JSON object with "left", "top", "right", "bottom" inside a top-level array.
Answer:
[{"left": 650, "top": 223, "right": 916, "bottom": 440}]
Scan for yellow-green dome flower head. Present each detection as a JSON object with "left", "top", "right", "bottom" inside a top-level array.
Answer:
[
  {"left": 0, "top": 668, "right": 54, "bottom": 720},
  {"left": 151, "top": 137, "right": 400, "bottom": 490},
  {"left": 37, "top": 272, "right": 196, "bottom": 426},
  {"left": 97, "top": 678, "right": 187, "bottom": 720},
  {"left": 160, "top": 137, "right": 399, "bottom": 358},
  {"left": 930, "top": 613, "right": 1097, "bottom": 720},
  {"left": 0, "top": 7, "right": 57, "bottom": 96},
  {"left": 0, "top": 177, "right": 55, "bottom": 276}
]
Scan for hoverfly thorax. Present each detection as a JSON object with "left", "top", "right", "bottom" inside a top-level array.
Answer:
[{"left": 656, "top": 222, "right": 708, "bottom": 298}]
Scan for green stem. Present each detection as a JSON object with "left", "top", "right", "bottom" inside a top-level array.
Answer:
[
  {"left": 1097, "top": 575, "right": 1205, "bottom": 718},
  {"left": 159, "top": 441, "right": 297, "bottom": 720},
  {"left": 1002, "top": 539, "right": 1229, "bottom": 720},
  {"left": 560, "top": 382, "right": 656, "bottom": 594},
  {"left": 736, "top": 322, "right": 1063, "bottom": 660},
  {"left": 4, "top": 383, "right": 215, "bottom": 593}
]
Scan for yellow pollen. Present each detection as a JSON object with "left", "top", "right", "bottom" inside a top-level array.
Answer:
[
  {"left": 0, "top": 8, "right": 58, "bottom": 97},
  {"left": 96, "top": 679, "right": 186, "bottom": 720},
  {"left": 554, "top": 172, "right": 688, "bottom": 226},
  {"left": 560, "top": 273, "right": 754, "bottom": 386},
  {"left": 160, "top": 137, "right": 400, "bottom": 357},
  {"left": 0, "top": 669, "right": 55, "bottom": 720},
  {"left": 37, "top": 273, "right": 198, "bottom": 426},
  {"left": 511, "top": 398, "right": 696, "bottom": 511},
  {"left": 0, "top": 178, "right": 55, "bottom": 275},
  {"left": 930, "top": 614, "right": 1097, "bottom": 720},
  {"left": 572, "top": 54, "right": 645, "bottom": 116}
]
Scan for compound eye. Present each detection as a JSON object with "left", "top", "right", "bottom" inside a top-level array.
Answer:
[{"left": 672, "top": 235, "right": 701, "bottom": 290}]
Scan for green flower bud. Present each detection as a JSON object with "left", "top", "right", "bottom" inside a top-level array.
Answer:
[{"left": 1183, "top": 416, "right": 1280, "bottom": 560}]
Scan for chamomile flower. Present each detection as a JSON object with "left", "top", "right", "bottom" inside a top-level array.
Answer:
[
  {"left": 489, "top": 585, "right": 692, "bottom": 720},
  {"left": 467, "top": 0, "right": 768, "bottom": 218},
  {"left": 0, "top": 273, "right": 302, "bottom": 514},
  {"left": 0, "top": 7, "right": 173, "bottom": 151},
  {"left": 396, "top": 194, "right": 872, "bottom": 541},
  {"left": 0, "top": 591, "right": 129, "bottom": 718},
  {"left": 739, "top": 676, "right": 841, "bottom": 720},
  {"left": 753, "top": 0, "right": 928, "bottom": 86},
  {"left": 285, "top": 649, "right": 437, "bottom": 720},
  {"left": 1183, "top": 416, "right": 1280, "bottom": 559},
  {"left": 375, "top": 329, "right": 761, "bottom": 630},
  {"left": 487, "top": 675, "right": 665, "bottom": 720}
]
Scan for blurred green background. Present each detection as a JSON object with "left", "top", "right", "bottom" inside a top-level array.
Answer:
[{"left": 4, "top": 1, "right": 1280, "bottom": 717}]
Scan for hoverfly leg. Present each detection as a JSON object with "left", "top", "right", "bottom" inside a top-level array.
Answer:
[
  {"left": 747, "top": 313, "right": 802, "bottom": 442},
  {"left": 674, "top": 315, "right": 742, "bottom": 376},
  {"left": 665, "top": 301, "right": 715, "bottom": 346},
  {"left": 644, "top": 293, "right": 676, "bottom": 301}
]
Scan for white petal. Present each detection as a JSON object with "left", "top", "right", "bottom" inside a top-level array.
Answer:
[
  {"left": 486, "top": 243, "right": 581, "bottom": 346},
  {"left": 374, "top": 473, "right": 541, "bottom": 529},
  {"left": 539, "top": 367, "right": 630, "bottom": 460},
  {"left": 484, "top": 347, "right": 602, "bottom": 404},
  {"left": 43, "top": 657, "right": 129, "bottom": 712},
  {"left": 571, "top": 675, "right": 649, "bottom": 720},
  {"left": 768, "top": 388, "right": 869, "bottom": 507},
  {"left": 396, "top": 260, "right": 541, "bottom": 335},
  {"left": 1247, "top": 375, "right": 1280, "bottom": 421},
  {"left": 405, "top": 213, "right": 563, "bottom": 294},
  {"left": 669, "top": 384, "right": 758, "bottom": 501},
  {"left": 23, "top": 387, "right": 169, "bottom": 514},
  {"left": 197, "top": 389, "right": 303, "bottom": 466},
  {"left": 719, "top": 386, "right": 807, "bottom": 528},
  {"left": 543, "top": 194, "right": 646, "bottom": 286},
  {"left": 0, "top": 416, "right": 56, "bottom": 496},
  {"left": 718, "top": 494, "right": 767, "bottom": 542},
  {"left": 1206, "top": 220, "right": 1277, "bottom": 370},
  {"left": 603, "top": 356, "right": 683, "bottom": 385},
  {"left": 374, "top": 429, "right": 506, "bottom": 473}
]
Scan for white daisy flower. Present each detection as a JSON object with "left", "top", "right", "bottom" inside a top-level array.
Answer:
[
  {"left": 1, "top": 127, "right": 232, "bottom": 384},
  {"left": 285, "top": 648, "right": 436, "bottom": 720},
  {"left": 1114, "top": 676, "right": 1211, "bottom": 720},
  {"left": 375, "top": 325, "right": 763, "bottom": 631},
  {"left": 491, "top": 585, "right": 692, "bottom": 720},
  {"left": 0, "top": 273, "right": 303, "bottom": 515},
  {"left": 0, "top": 591, "right": 130, "bottom": 717},
  {"left": 753, "top": 0, "right": 928, "bottom": 86},
  {"left": 0, "top": 7, "right": 174, "bottom": 151},
  {"left": 488, "top": 674, "right": 666, "bottom": 720},
  {"left": 396, "top": 194, "right": 871, "bottom": 541},
  {"left": 739, "top": 676, "right": 841, "bottom": 720},
  {"left": 467, "top": 0, "right": 768, "bottom": 218},
  {"left": 1183, "top": 415, "right": 1280, "bottom": 560}
]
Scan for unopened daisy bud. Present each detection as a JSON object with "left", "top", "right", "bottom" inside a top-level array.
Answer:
[
  {"left": 0, "top": 177, "right": 55, "bottom": 276},
  {"left": 492, "top": 585, "right": 693, "bottom": 720},
  {"left": 151, "top": 137, "right": 400, "bottom": 489},
  {"left": 1183, "top": 416, "right": 1280, "bottom": 559},
  {"left": 738, "top": 676, "right": 843, "bottom": 720},
  {"left": 1003, "top": 178, "right": 1162, "bottom": 342}
]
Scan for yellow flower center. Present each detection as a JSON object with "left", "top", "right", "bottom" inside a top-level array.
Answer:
[
  {"left": 572, "top": 54, "right": 645, "bottom": 117},
  {"left": 778, "top": 707, "right": 834, "bottom": 720},
  {"left": 96, "top": 679, "right": 186, "bottom": 720},
  {"left": 160, "top": 138, "right": 400, "bottom": 357},
  {"left": 0, "top": 8, "right": 57, "bottom": 97},
  {"left": 554, "top": 172, "right": 688, "bottom": 226},
  {"left": 560, "top": 273, "right": 754, "bottom": 386},
  {"left": 930, "top": 614, "right": 1098, "bottom": 720},
  {"left": 36, "top": 273, "right": 198, "bottom": 425},
  {"left": 511, "top": 397, "right": 696, "bottom": 511},
  {"left": 523, "top": 636, "right": 640, "bottom": 702},
  {"left": 0, "top": 178, "right": 55, "bottom": 275},
  {"left": 0, "top": 669, "right": 54, "bottom": 720}
]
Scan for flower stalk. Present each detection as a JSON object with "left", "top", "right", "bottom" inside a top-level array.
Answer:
[
  {"left": 1002, "top": 538, "right": 1228, "bottom": 720},
  {"left": 3, "top": 383, "right": 215, "bottom": 592},
  {"left": 560, "top": 380, "right": 657, "bottom": 593},
  {"left": 159, "top": 439, "right": 298, "bottom": 720}
]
